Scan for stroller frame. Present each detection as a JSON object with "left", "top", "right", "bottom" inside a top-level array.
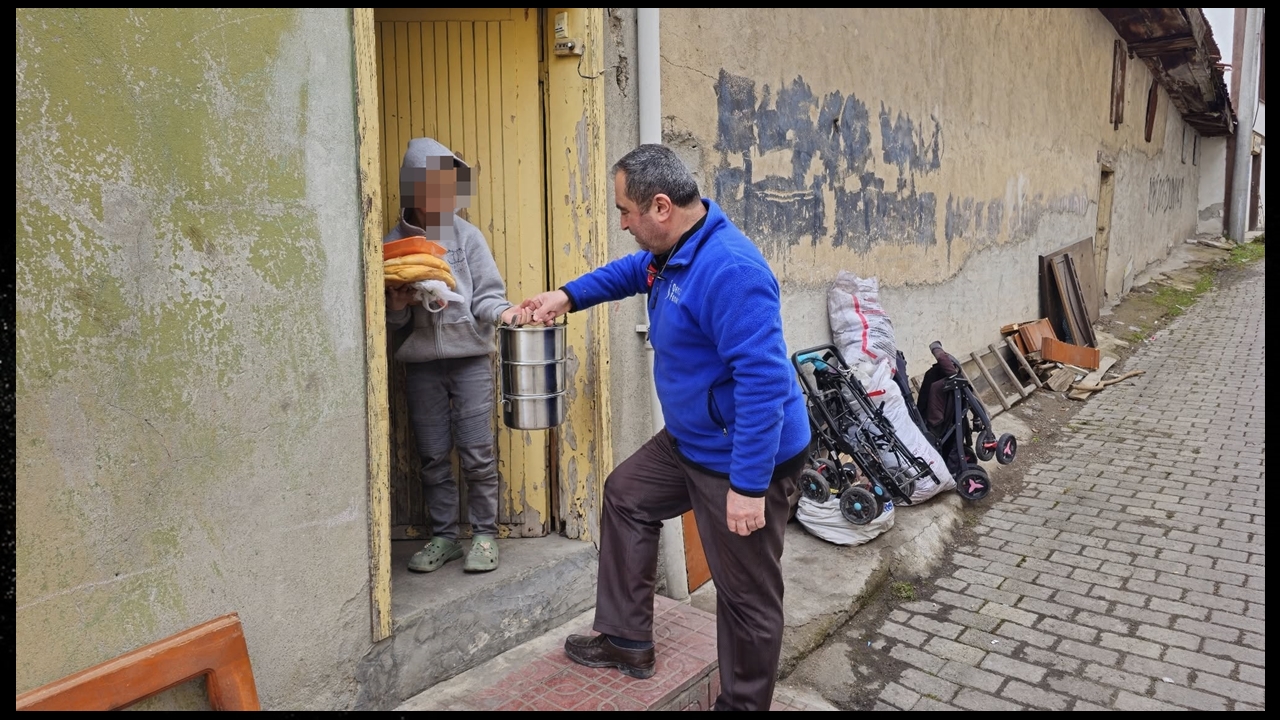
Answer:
[
  {"left": 792, "top": 343, "right": 939, "bottom": 525},
  {"left": 914, "top": 341, "right": 1017, "bottom": 500}
]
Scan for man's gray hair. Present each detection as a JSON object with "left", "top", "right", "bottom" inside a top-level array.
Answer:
[{"left": 612, "top": 144, "right": 701, "bottom": 212}]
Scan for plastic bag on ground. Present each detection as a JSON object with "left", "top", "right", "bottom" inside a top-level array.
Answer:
[{"left": 795, "top": 494, "right": 896, "bottom": 546}]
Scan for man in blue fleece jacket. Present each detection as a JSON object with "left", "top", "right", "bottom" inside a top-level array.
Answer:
[{"left": 518, "top": 144, "right": 811, "bottom": 711}]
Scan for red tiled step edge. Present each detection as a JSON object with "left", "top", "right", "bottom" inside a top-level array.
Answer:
[
  {"left": 401, "top": 595, "right": 718, "bottom": 711},
  {"left": 398, "top": 593, "right": 833, "bottom": 711}
]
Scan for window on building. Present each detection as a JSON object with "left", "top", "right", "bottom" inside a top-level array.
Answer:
[
  {"left": 1144, "top": 80, "right": 1159, "bottom": 142},
  {"left": 1110, "top": 39, "right": 1127, "bottom": 129}
]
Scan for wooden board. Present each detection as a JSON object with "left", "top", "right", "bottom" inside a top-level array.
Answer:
[
  {"left": 958, "top": 361, "right": 1004, "bottom": 418},
  {"left": 1063, "top": 254, "right": 1097, "bottom": 347},
  {"left": 682, "top": 511, "right": 712, "bottom": 592},
  {"left": 1040, "top": 237, "right": 1100, "bottom": 327},
  {"left": 1016, "top": 318, "right": 1058, "bottom": 354},
  {"left": 990, "top": 343, "right": 1030, "bottom": 398},
  {"left": 16, "top": 614, "right": 259, "bottom": 711},
  {"left": 970, "top": 351, "right": 1012, "bottom": 411},
  {"left": 1067, "top": 356, "right": 1118, "bottom": 400},
  {"left": 1005, "top": 335, "right": 1044, "bottom": 390},
  {"left": 1049, "top": 255, "right": 1085, "bottom": 348},
  {"left": 1046, "top": 367, "right": 1077, "bottom": 393},
  {"left": 1041, "top": 336, "right": 1101, "bottom": 370}
]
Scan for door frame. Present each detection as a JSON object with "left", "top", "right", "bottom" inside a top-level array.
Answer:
[
  {"left": 352, "top": 7, "right": 613, "bottom": 642},
  {"left": 1095, "top": 166, "right": 1115, "bottom": 306}
]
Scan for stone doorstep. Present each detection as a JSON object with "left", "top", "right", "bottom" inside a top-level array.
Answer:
[
  {"left": 397, "top": 595, "right": 720, "bottom": 711},
  {"left": 353, "top": 535, "right": 599, "bottom": 710},
  {"left": 396, "top": 591, "right": 844, "bottom": 711}
]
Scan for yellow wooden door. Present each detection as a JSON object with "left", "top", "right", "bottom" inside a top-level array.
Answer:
[{"left": 375, "top": 8, "right": 550, "bottom": 538}]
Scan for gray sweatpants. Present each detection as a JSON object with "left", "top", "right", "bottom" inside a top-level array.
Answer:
[{"left": 404, "top": 355, "right": 500, "bottom": 540}]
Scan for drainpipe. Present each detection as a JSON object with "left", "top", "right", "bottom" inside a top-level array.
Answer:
[
  {"left": 1227, "top": 7, "right": 1262, "bottom": 243},
  {"left": 634, "top": 7, "right": 690, "bottom": 602}
]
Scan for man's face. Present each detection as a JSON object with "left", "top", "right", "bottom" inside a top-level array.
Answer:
[{"left": 614, "top": 171, "right": 664, "bottom": 254}]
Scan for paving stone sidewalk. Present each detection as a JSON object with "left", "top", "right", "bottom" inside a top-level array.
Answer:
[{"left": 866, "top": 261, "right": 1265, "bottom": 711}]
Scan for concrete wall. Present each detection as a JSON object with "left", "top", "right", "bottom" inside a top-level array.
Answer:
[
  {"left": 16, "top": 9, "right": 371, "bottom": 710},
  {"left": 651, "top": 8, "right": 1201, "bottom": 372},
  {"left": 601, "top": 9, "right": 682, "bottom": 589},
  {"left": 1254, "top": 104, "right": 1265, "bottom": 229},
  {"left": 600, "top": 10, "right": 660, "bottom": 493},
  {"left": 1198, "top": 137, "right": 1229, "bottom": 235}
]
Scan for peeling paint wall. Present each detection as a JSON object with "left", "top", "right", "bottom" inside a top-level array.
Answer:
[
  {"left": 1195, "top": 154, "right": 1230, "bottom": 236},
  {"left": 650, "top": 8, "right": 1201, "bottom": 372},
  {"left": 16, "top": 9, "right": 371, "bottom": 710},
  {"left": 600, "top": 7, "right": 678, "bottom": 588},
  {"left": 600, "top": 9, "right": 653, "bottom": 498}
]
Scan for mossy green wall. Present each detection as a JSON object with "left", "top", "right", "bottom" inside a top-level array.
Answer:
[{"left": 16, "top": 9, "right": 372, "bottom": 709}]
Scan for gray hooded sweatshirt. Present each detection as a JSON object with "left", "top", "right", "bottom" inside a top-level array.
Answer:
[{"left": 385, "top": 138, "right": 512, "bottom": 362}]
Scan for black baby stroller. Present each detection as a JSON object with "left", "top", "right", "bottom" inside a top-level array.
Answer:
[
  {"left": 899, "top": 341, "right": 1017, "bottom": 501},
  {"left": 792, "top": 344, "right": 941, "bottom": 525}
]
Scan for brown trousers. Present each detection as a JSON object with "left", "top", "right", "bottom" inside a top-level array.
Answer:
[{"left": 593, "top": 428, "right": 800, "bottom": 711}]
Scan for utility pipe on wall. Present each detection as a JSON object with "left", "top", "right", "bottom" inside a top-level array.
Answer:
[
  {"left": 634, "top": 7, "right": 690, "bottom": 601},
  {"left": 1227, "top": 7, "right": 1262, "bottom": 242},
  {"left": 637, "top": 9, "right": 662, "bottom": 147}
]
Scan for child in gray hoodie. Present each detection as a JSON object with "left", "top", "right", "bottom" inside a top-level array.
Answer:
[{"left": 386, "top": 137, "right": 530, "bottom": 573}]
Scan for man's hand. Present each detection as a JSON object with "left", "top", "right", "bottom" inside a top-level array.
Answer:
[
  {"left": 520, "top": 289, "right": 571, "bottom": 325},
  {"left": 500, "top": 305, "right": 533, "bottom": 325},
  {"left": 387, "top": 286, "right": 417, "bottom": 312},
  {"left": 725, "top": 489, "right": 766, "bottom": 537}
]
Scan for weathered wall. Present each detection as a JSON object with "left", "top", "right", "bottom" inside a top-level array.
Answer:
[
  {"left": 601, "top": 8, "right": 679, "bottom": 588},
  {"left": 1198, "top": 137, "right": 1229, "bottom": 235},
  {"left": 600, "top": 10, "right": 657, "bottom": 489},
  {"left": 655, "top": 8, "right": 1201, "bottom": 371},
  {"left": 1254, "top": 105, "right": 1265, "bottom": 230},
  {"left": 16, "top": 9, "right": 371, "bottom": 710},
  {"left": 1101, "top": 75, "right": 1201, "bottom": 301}
]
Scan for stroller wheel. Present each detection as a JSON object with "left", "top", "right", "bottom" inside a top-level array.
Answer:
[
  {"left": 889, "top": 469, "right": 917, "bottom": 502},
  {"left": 974, "top": 429, "right": 997, "bottom": 461},
  {"left": 868, "top": 480, "right": 889, "bottom": 502},
  {"left": 800, "top": 468, "right": 831, "bottom": 502},
  {"left": 995, "top": 434, "right": 1017, "bottom": 465},
  {"left": 839, "top": 486, "right": 879, "bottom": 525},
  {"left": 955, "top": 468, "right": 991, "bottom": 501},
  {"left": 836, "top": 466, "right": 860, "bottom": 494}
]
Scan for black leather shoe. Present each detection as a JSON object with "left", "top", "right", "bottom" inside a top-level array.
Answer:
[{"left": 564, "top": 634, "right": 656, "bottom": 679}]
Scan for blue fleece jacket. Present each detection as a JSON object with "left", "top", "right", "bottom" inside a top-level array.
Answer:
[{"left": 563, "top": 199, "right": 811, "bottom": 496}]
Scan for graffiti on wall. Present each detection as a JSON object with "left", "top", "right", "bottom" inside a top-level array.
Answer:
[
  {"left": 945, "top": 195, "right": 1004, "bottom": 246},
  {"left": 1148, "top": 174, "right": 1185, "bottom": 214},
  {"left": 713, "top": 70, "right": 941, "bottom": 255},
  {"left": 708, "top": 69, "right": 1088, "bottom": 260},
  {"left": 947, "top": 190, "right": 1090, "bottom": 247}
]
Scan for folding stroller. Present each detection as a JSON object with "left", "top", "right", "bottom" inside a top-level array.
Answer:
[
  {"left": 792, "top": 344, "right": 940, "bottom": 525},
  {"left": 909, "top": 341, "right": 1017, "bottom": 500}
]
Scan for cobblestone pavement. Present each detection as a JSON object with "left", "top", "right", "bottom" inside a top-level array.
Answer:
[{"left": 862, "top": 260, "right": 1265, "bottom": 711}]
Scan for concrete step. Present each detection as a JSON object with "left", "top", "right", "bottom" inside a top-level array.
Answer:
[
  {"left": 396, "top": 595, "right": 722, "bottom": 711},
  {"left": 352, "top": 534, "right": 598, "bottom": 710},
  {"left": 395, "top": 592, "right": 840, "bottom": 711}
]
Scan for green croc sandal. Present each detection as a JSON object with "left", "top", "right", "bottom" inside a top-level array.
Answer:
[
  {"left": 408, "top": 536, "right": 463, "bottom": 573},
  {"left": 464, "top": 535, "right": 499, "bottom": 573}
]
